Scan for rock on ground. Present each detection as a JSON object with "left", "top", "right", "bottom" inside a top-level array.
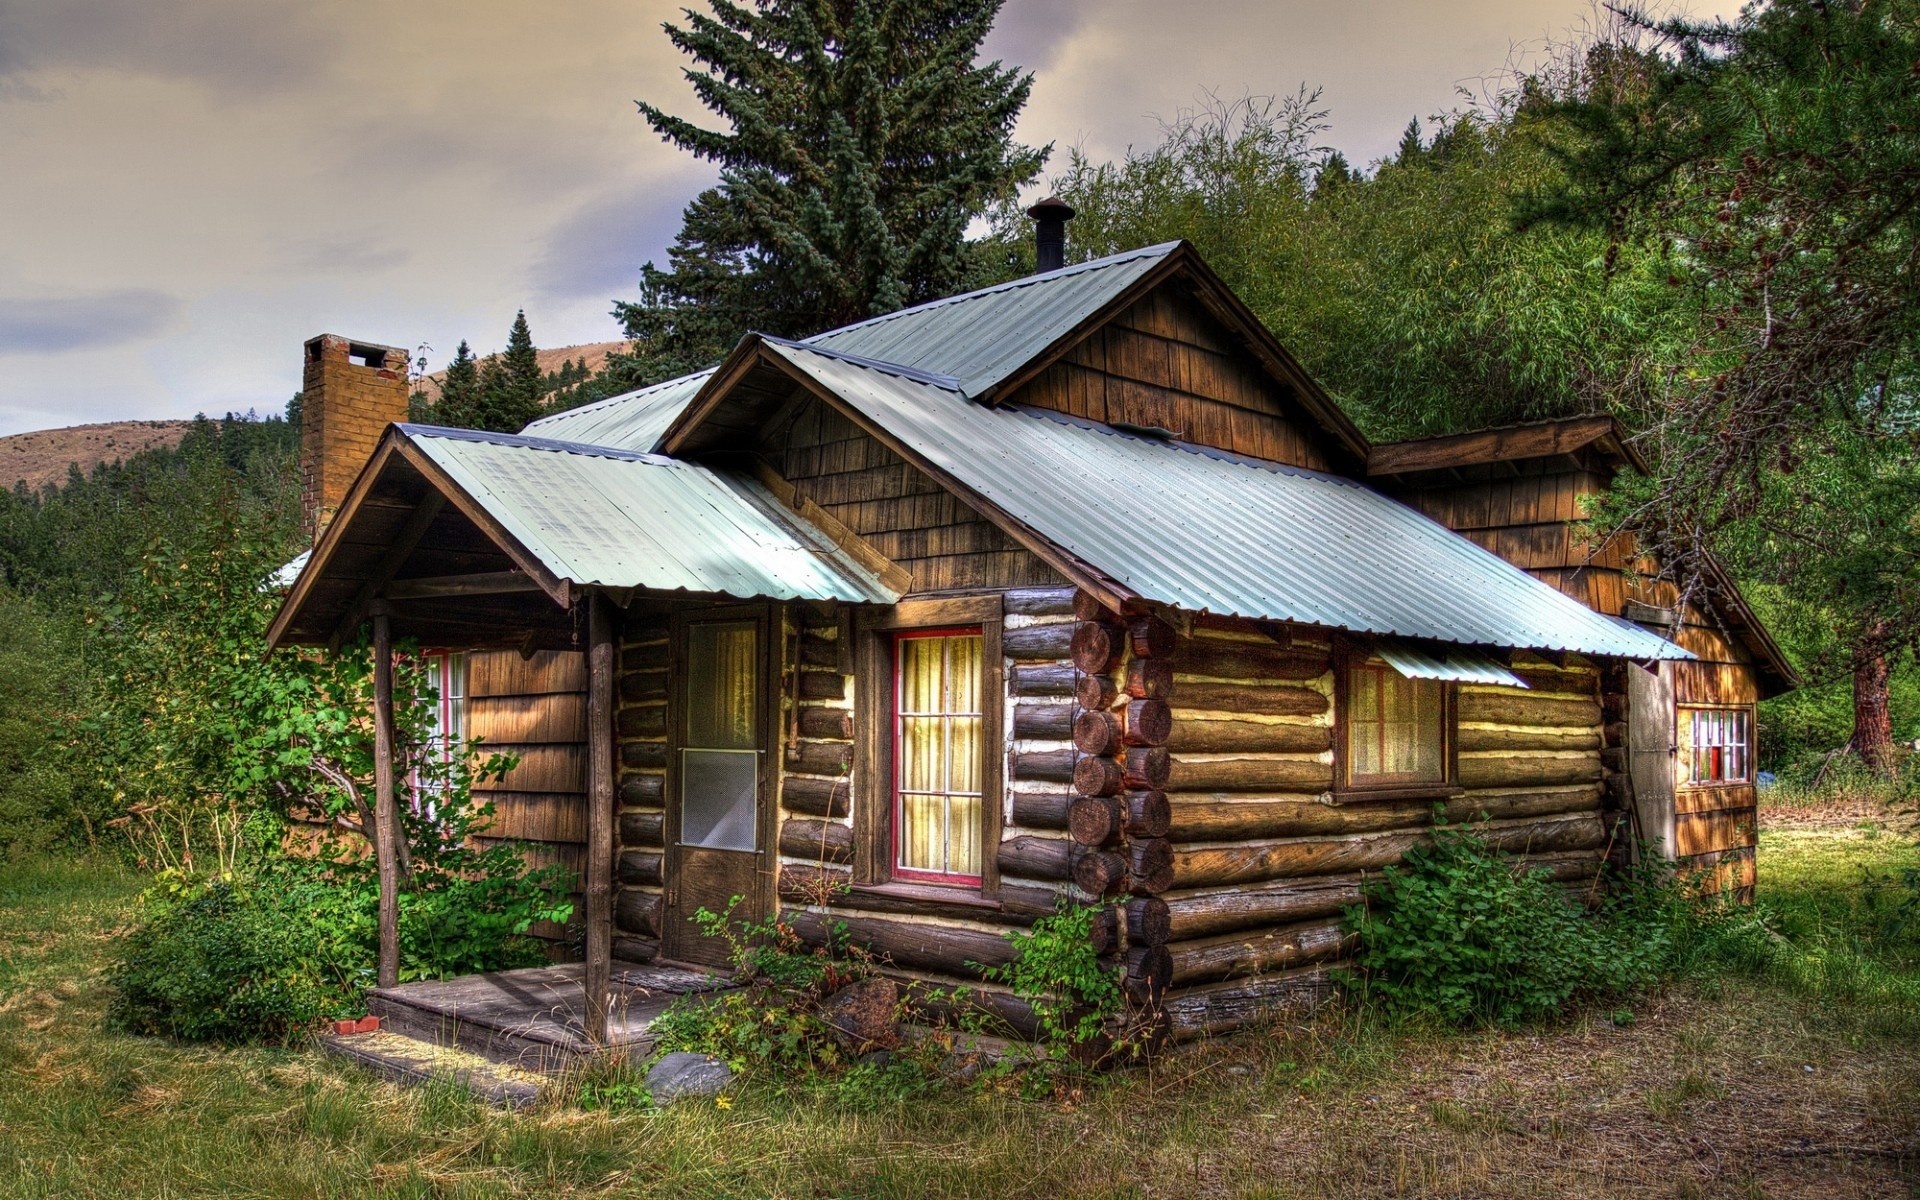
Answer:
[{"left": 646, "top": 1051, "right": 733, "bottom": 1104}]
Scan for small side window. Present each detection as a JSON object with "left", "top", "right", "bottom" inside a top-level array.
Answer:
[{"left": 1683, "top": 706, "right": 1752, "bottom": 785}]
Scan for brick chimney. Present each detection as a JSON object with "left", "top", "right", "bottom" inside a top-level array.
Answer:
[{"left": 301, "top": 334, "right": 411, "bottom": 540}]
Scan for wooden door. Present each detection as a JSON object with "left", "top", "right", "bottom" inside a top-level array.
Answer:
[
  {"left": 663, "top": 607, "right": 775, "bottom": 967},
  {"left": 1627, "top": 662, "right": 1678, "bottom": 861}
]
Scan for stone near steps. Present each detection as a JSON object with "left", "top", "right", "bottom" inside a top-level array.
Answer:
[
  {"left": 646, "top": 1051, "right": 733, "bottom": 1104},
  {"left": 821, "top": 977, "right": 900, "bottom": 1053}
]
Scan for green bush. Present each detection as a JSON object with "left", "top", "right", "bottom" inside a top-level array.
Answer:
[
  {"left": 107, "top": 831, "right": 571, "bottom": 1044},
  {"left": 1345, "top": 823, "right": 1685, "bottom": 1026},
  {"left": 0, "top": 587, "right": 92, "bottom": 858},
  {"left": 107, "top": 873, "right": 360, "bottom": 1043}
]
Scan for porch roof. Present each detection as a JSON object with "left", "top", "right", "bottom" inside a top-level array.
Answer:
[
  {"left": 267, "top": 424, "right": 900, "bottom": 649},
  {"left": 403, "top": 425, "right": 897, "bottom": 603}
]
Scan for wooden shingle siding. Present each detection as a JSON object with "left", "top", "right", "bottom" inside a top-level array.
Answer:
[
  {"left": 1013, "top": 290, "right": 1331, "bottom": 469},
  {"left": 461, "top": 648, "right": 591, "bottom": 948},
  {"left": 771, "top": 399, "right": 1064, "bottom": 593}
]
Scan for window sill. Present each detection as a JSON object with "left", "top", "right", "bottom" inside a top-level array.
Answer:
[
  {"left": 853, "top": 881, "right": 998, "bottom": 910},
  {"left": 1679, "top": 779, "right": 1755, "bottom": 791},
  {"left": 1330, "top": 783, "right": 1464, "bottom": 804}
]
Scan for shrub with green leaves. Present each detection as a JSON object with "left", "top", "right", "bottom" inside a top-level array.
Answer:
[
  {"left": 107, "top": 873, "right": 358, "bottom": 1043},
  {"left": 1345, "top": 823, "right": 1683, "bottom": 1026},
  {"left": 984, "top": 900, "right": 1122, "bottom": 1052}
]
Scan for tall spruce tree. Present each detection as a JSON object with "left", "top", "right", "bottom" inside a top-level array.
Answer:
[
  {"left": 434, "top": 341, "right": 481, "bottom": 429},
  {"left": 488, "top": 310, "right": 544, "bottom": 432},
  {"left": 613, "top": 0, "right": 1045, "bottom": 378}
]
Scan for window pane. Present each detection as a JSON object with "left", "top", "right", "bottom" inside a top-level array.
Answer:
[
  {"left": 681, "top": 749, "right": 757, "bottom": 850},
  {"left": 895, "top": 631, "right": 984, "bottom": 880},
  {"left": 445, "top": 652, "right": 467, "bottom": 744},
  {"left": 1348, "top": 663, "right": 1444, "bottom": 786},
  {"left": 687, "top": 622, "right": 757, "bottom": 749}
]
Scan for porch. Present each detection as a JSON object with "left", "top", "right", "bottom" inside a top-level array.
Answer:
[{"left": 321, "top": 959, "right": 734, "bottom": 1100}]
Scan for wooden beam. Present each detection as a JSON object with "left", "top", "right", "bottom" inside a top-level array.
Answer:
[
  {"left": 371, "top": 605, "right": 401, "bottom": 991},
  {"left": 326, "top": 494, "right": 447, "bottom": 655},
  {"left": 583, "top": 591, "right": 616, "bottom": 1044},
  {"left": 383, "top": 570, "right": 544, "bottom": 600},
  {"left": 390, "top": 439, "right": 573, "bottom": 610},
  {"left": 750, "top": 461, "right": 911, "bottom": 596}
]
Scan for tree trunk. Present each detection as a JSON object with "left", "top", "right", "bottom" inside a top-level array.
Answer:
[
  {"left": 1851, "top": 646, "right": 1894, "bottom": 770},
  {"left": 370, "top": 607, "right": 401, "bottom": 991}
]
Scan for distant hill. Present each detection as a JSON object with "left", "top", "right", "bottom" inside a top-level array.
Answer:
[
  {"left": 1, "top": 421, "right": 195, "bottom": 493},
  {"left": 413, "top": 341, "right": 633, "bottom": 405}
]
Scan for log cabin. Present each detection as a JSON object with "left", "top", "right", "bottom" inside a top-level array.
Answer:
[{"left": 269, "top": 204, "right": 1792, "bottom": 1045}]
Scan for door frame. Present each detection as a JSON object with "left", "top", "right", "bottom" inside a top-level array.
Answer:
[{"left": 661, "top": 601, "right": 780, "bottom": 964}]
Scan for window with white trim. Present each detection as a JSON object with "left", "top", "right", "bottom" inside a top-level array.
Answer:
[
  {"left": 424, "top": 650, "right": 467, "bottom": 757},
  {"left": 1684, "top": 706, "right": 1752, "bottom": 785}
]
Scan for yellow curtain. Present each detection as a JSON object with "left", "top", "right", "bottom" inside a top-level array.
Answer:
[
  {"left": 688, "top": 622, "right": 757, "bottom": 749},
  {"left": 896, "top": 632, "right": 983, "bottom": 877}
]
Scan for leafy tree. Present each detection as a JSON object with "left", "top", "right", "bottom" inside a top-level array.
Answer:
[
  {"left": 1525, "top": 0, "right": 1920, "bottom": 763},
  {"left": 1037, "top": 90, "right": 1691, "bottom": 437},
  {"left": 612, "top": 0, "right": 1046, "bottom": 382},
  {"left": 0, "top": 586, "right": 88, "bottom": 856}
]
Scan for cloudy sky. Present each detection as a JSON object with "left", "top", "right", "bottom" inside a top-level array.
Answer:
[{"left": 0, "top": 0, "right": 1734, "bottom": 437}]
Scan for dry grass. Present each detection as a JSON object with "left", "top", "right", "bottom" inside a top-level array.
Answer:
[
  {"left": 2, "top": 816, "right": 1917, "bottom": 1199},
  {"left": 0, "top": 420, "right": 193, "bottom": 492}
]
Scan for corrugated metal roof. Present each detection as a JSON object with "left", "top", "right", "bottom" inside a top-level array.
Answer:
[
  {"left": 514, "top": 243, "right": 1178, "bottom": 450},
  {"left": 757, "top": 342, "right": 1688, "bottom": 661},
  {"left": 519, "top": 369, "right": 714, "bottom": 453},
  {"left": 400, "top": 425, "right": 898, "bottom": 604},
  {"left": 1377, "top": 640, "right": 1529, "bottom": 688},
  {"left": 805, "top": 242, "right": 1177, "bottom": 397}
]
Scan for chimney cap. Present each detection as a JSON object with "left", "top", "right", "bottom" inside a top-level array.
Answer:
[{"left": 1026, "top": 196, "right": 1076, "bottom": 221}]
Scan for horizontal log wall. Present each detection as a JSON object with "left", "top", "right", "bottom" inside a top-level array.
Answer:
[
  {"left": 1151, "top": 618, "right": 1618, "bottom": 1041},
  {"left": 611, "top": 609, "right": 669, "bottom": 963},
  {"left": 776, "top": 603, "right": 856, "bottom": 900}
]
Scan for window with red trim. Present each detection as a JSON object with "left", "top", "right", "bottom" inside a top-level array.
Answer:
[
  {"left": 423, "top": 650, "right": 467, "bottom": 759},
  {"left": 892, "top": 628, "right": 984, "bottom": 885}
]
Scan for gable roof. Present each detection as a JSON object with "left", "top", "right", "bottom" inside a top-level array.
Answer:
[
  {"left": 720, "top": 337, "right": 1685, "bottom": 660},
  {"left": 267, "top": 423, "right": 898, "bottom": 649},
  {"left": 529, "top": 241, "right": 1368, "bottom": 463},
  {"left": 1368, "top": 416, "right": 1796, "bottom": 692}
]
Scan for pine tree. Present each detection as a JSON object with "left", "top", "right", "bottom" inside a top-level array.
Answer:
[
  {"left": 434, "top": 341, "right": 481, "bottom": 429},
  {"left": 1394, "top": 118, "right": 1425, "bottom": 166},
  {"left": 488, "top": 310, "right": 544, "bottom": 432},
  {"left": 614, "top": 0, "right": 1046, "bottom": 376},
  {"left": 474, "top": 354, "right": 509, "bottom": 431}
]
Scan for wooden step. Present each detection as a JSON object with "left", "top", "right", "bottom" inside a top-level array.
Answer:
[
  {"left": 321, "top": 1030, "right": 547, "bottom": 1108},
  {"left": 364, "top": 961, "right": 730, "bottom": 1074}
]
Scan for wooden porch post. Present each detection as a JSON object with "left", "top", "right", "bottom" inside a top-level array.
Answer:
[
  {"left": 584, "top": 591, "right": 616, "bottom": 1043},
  {"left": 371, "top": 602, "right": 402, "bottom": 991}
]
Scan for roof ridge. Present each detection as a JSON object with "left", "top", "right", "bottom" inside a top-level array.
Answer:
[
  {"left": 761, "top": 336, "right": 963, "bottom": 392},
  {"left": 523, "top": 367, "right": 716, "bottom": 427},
  {"left": 803, "top": 241, "right": 1183, "bottom": 346},
  {"left": 398, "top": 423, "right": 681, "bottom": 466}
]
